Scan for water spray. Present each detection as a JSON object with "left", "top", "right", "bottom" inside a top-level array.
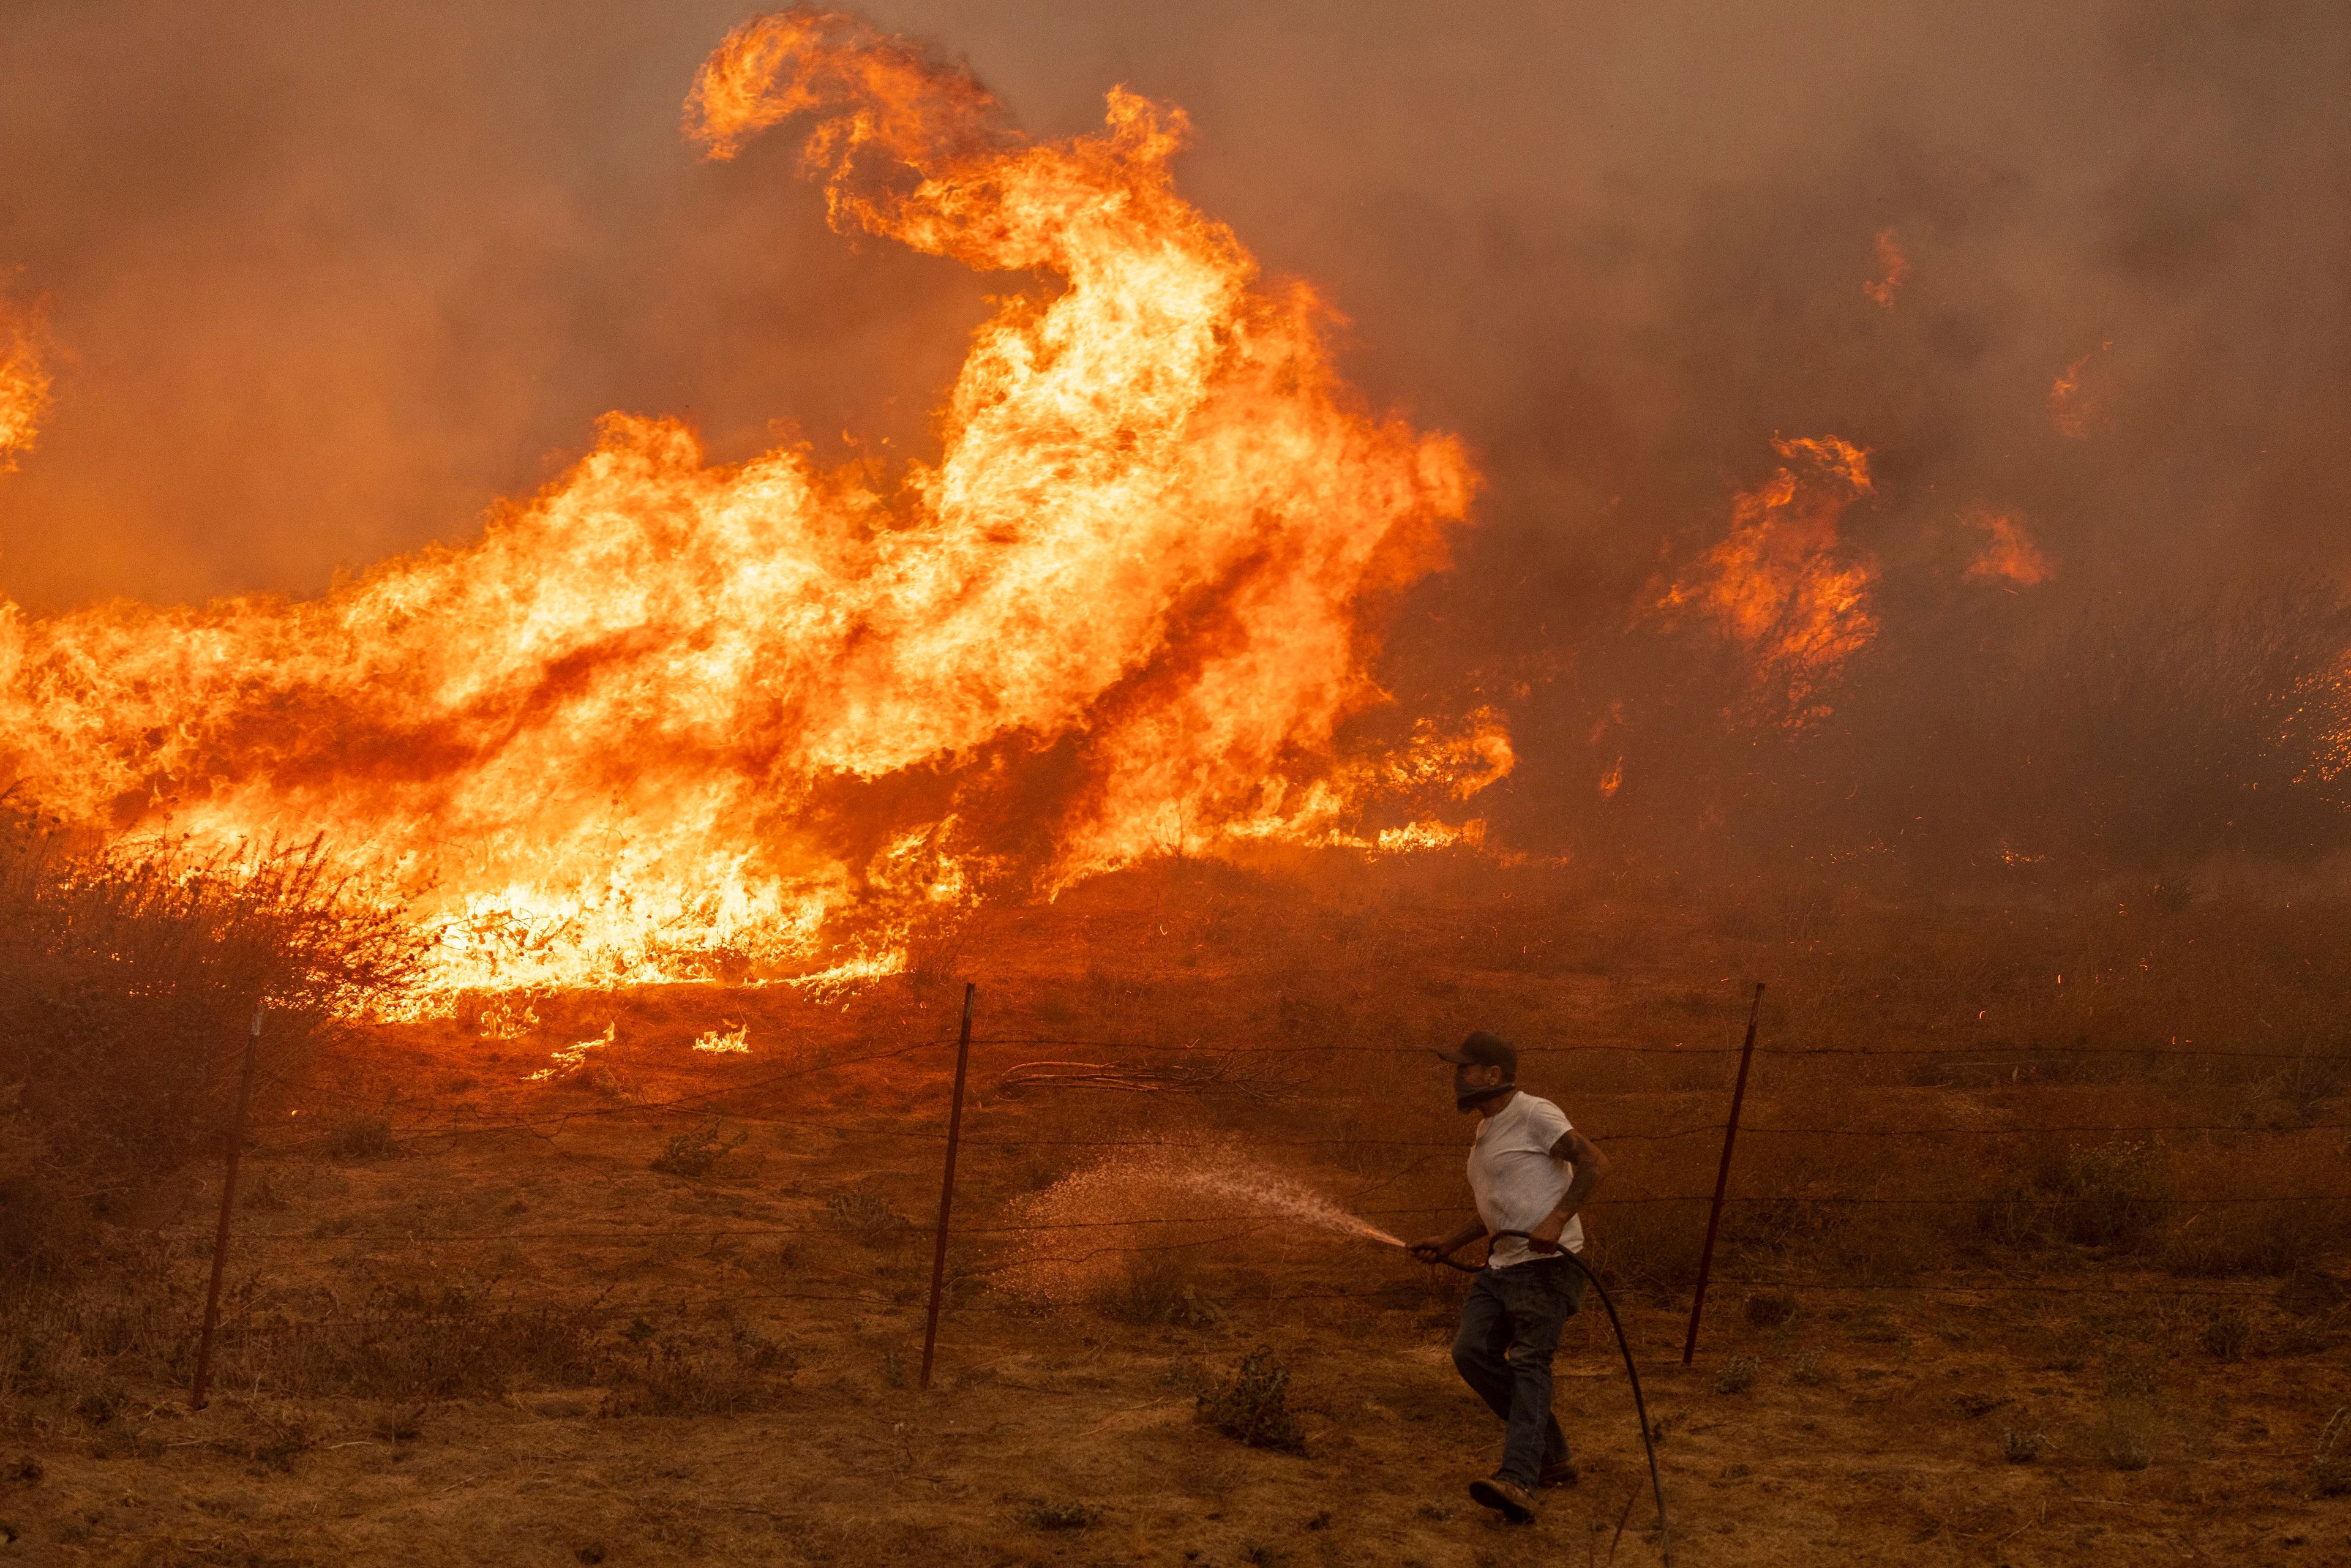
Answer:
[{"left": 1384, "top": 1229, "right": 1674, "bottom": 1566}]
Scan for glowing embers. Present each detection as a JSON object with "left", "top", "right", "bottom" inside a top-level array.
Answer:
[
  {"left": 1658, "top": 436, "right": 1879, "bottom": 724},
  {"left": 0, "top": 12, "right": 1498, "bottom": 1005}
]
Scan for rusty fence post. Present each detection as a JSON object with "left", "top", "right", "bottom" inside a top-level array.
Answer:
[
  {"left": 1682, "top": 982, "right": 1764, "bottom": 1367},
  {"left": 191, "top": 1003, "right": 264, "bottom": 1409},
  {"left": 919, "top": 982, "right": 976, "bottom": 1392}
]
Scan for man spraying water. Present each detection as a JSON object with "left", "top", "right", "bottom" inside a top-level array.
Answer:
[{"left": 1408, "top": 1030, "right": 1612, "bottom": 1525}]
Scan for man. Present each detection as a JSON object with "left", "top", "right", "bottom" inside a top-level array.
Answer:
[{"left": 1409, "top": 1030, "right": 1611, "bottom": 1525}]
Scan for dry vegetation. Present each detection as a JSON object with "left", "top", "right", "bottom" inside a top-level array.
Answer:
[{"left": 2, "top": 851, "right": 2349, "bottom": 1564}]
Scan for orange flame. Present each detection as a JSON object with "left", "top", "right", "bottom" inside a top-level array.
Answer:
[
  {"left": 0, "top": 301, "right": 48, "bottom": 472},
  {"left": 1861, "top": 229, "right": 1907, "bottom": 308},
  {"left": 2049, "top": 343, "right": 2110, "bottom": 439},
  {"left": 1659, "top": 436, "right": 1878, "bottom": 719},
  {"left": 0, "top": 10, "right": 1501, "bottom": 999},
  {"left": 1960, "top": 508, "right": 2052, "bottom": 587}
]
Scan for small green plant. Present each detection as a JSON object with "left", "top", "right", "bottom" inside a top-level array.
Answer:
[
  {"left": 1198, "top": 1348, "right": 1306, "bottom": 1453},
  {"left": 2315, "top": 1408, "right": 2351, "bottom": 1497},
  {"left": 650, "top": 1119, "right": 746, "bottom": 1179},
  {"left": 323, "top": 1117, "right": 396, "bottom": 1161},
  {"left": 2199, "top": 1308, "right": 2251, "bottom": 1362},
  {"left": 2002, "top": 1428, "right": 2046, "bottom": 1464},
  {"left": 1019, "top": 1500, "right": 1103, "bottom": 1532},
  {"left": 1714, "top": 1355, "right": 1760, "bottom": 1395}
]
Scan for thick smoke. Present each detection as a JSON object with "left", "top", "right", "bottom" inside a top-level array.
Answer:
[{"left": 3, "top": 1, "right": 2347, "bottom": 879}]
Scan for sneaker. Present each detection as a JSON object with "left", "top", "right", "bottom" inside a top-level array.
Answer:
[
  {"left": 1468, "top": 1474, "right": 1538, "bottom": 1523},
  {"left": 1538, "top": 1457, "right": 1579, "bottom": 1489}
]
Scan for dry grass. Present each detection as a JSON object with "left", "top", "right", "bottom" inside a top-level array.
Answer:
[
  {"left": 2, "top": 860, "right": 2347, "bottom": 1561},
  {"left": 0, "top": 820, "right": 427, "bottom": 1278}
]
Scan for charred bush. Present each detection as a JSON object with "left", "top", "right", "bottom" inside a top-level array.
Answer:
[{"left": 649, "top": 1119, "right": 746, "bottom": 1180}]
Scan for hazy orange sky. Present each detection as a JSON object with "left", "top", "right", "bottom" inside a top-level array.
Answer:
[{"left": 2, "top": 0, "right": 2346, "bottom": 639}]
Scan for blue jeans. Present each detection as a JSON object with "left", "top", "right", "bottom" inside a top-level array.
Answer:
[{"left": 1450, "top": 1255, "right": 1586, "bottom": 1488}]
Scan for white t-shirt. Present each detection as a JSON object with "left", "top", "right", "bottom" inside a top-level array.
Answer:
[{"left": 1467, "top": 1091, "right": 1583, "bottom": 1267}]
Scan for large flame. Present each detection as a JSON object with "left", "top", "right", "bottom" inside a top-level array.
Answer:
[
  {"left": 0, "top": 9, "right": 1504, "bottom": 998},
  {"left": 1659, "top": 435, "right": 1877, "bottom": 722}
]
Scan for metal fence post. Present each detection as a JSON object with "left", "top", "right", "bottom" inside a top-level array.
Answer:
[
  {"left": 1682, "top": 982, "right": 1763, "bottom": 1366},
  {"left": 192, "top": 1003, "right": 264, "bottom": 1409},
  {"left": 919, "top": 982, "right": 975, "bottom": 1391}
]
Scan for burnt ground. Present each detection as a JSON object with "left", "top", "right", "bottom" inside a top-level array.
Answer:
[{"left": 6, "top": 860, "right": 2350, "bottom": 1566}]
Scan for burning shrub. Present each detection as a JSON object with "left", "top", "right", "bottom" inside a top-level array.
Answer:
[{"left": 1198, "top": 1348, "right": 1306, "bottom": 1454}]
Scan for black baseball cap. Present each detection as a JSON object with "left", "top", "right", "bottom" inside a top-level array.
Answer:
[{"left": 1437, "top": 1030, "right": 1516, "bottom": 1078}]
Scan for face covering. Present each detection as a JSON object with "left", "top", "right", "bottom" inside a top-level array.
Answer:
[{"left": 1455, "top": 1080, "right": 1515, "bottom": 1113}]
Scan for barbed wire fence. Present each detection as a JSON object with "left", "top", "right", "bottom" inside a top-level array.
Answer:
[{"left": 176, "top": 980, "right": 2351, "bottom": 1401}]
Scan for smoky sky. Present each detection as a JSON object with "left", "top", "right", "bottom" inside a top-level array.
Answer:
[{"left": 2, "top": 2, "right": 2347, "bottom": 730}]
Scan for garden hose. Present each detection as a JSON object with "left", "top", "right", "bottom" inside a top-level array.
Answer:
[{"left": 1418, "top": 1231, "right": 1672, "bottom": 1566}]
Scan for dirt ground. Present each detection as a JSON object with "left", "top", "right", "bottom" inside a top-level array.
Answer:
[{"left": 6, "top": 862, "right": 2350, "bottom": 1566}]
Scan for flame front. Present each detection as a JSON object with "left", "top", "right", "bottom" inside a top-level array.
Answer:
[{"left": 0, "top": 9, "right": 1501, "bottom": 998}]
